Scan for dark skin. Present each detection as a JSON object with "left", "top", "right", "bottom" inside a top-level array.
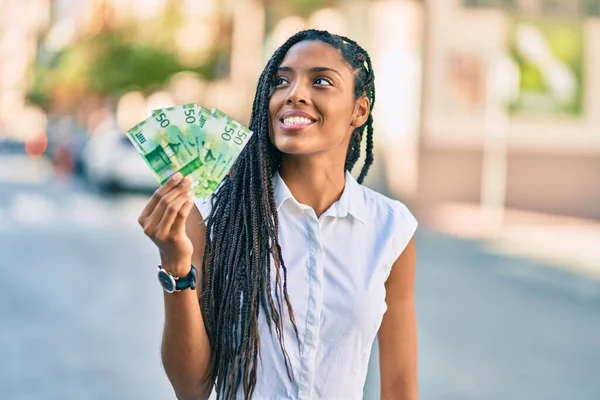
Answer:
[
  {"left": 269, "top": 40, "right": 370, "bottom": 216},
  {"left": 380, "top": 237, "right": 418, "bottom": 400},
  {"left": 138, "top": 40, "right": 417, "bottom": 400}
]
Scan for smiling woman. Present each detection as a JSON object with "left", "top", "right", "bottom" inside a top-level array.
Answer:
[
  {"left": 138, "top": 29, "right": 418, "bottom": 400},
  {"left": 269, "top": 41, "right": 371, "bottom": 161}
]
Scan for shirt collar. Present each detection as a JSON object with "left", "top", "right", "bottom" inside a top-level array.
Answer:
[{"left": 273, "top": 170, "right": 366, "bottom": 224}]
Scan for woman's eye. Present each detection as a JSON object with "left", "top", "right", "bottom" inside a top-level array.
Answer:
[
  {"left": 314, "top": 77, "right": 332, "bottom": 86},
  {"left": 274, "top": 77, "right": 288, "bottom": 86}
]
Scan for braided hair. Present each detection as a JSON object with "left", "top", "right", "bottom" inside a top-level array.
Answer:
[{"left": 201, "top": 29, "right": 376, "bottom": 399}]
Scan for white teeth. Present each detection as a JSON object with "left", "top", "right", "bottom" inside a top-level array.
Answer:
[{"left": 283, "top": 116, "right": 313, "bottom": 125}]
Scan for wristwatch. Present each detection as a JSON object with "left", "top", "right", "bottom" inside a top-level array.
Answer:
[{"left": 157, "top": 265, "right": 198, "bottom": 293}]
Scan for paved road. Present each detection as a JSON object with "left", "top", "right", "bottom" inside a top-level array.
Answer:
[{"left": 1, "top": 157, "right": 600, "bottom": 399}]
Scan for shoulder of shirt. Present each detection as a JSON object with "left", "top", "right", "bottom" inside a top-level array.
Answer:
[
  {"left": 353, "top": 182, "right": 416, "bottom": 226},
  {"left": 354, "top": 184, "right": 418, "bottom": 263}
]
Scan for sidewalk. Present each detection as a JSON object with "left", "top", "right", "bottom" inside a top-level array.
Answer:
[{"left": 411, "top": 201, "right": 600, "bottom": 280}]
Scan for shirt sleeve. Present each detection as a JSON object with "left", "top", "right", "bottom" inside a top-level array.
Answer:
[
  {"left": 193, "top": 196, "right": 213, "bottom": 220},
  {"left": 390, "top": 200, "right": 418, "bottom": 264}
]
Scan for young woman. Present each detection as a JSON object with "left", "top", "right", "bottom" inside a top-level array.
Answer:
[{"left": 138, "top": 29, "right": 418, "bottom": 400}]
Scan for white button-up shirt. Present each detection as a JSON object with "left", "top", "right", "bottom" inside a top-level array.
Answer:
[{"left": 196, "top": 171, "right": 417, "bottom": 399}]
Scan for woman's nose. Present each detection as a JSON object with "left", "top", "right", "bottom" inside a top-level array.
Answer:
[
  {"left": 285, "top": 83, "right": 308, "bottom": 105},
  {"left": 286, "top": 97, "right": 307, "bottom": 104}
]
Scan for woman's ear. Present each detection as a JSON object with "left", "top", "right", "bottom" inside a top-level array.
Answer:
[{"left": 351, "top": 96, "right": 370, "bottom": 128}]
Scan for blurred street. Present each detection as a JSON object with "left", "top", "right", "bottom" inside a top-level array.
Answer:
[
  {"left": 0, "top": 156, "right": 174, "bottom": 399},
  {"left": 2, "top": 156, "right": 600, "bottom": 400}
]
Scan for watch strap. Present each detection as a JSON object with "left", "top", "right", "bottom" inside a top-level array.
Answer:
[{"left": 174, "top": 265, "right": 198, "bottom": 291}]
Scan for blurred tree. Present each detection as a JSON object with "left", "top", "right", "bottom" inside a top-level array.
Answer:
[
  {"left": 285, "top": 0, "right": 331, "bottom": 15},
  {"left": 81, "top": 32, "right": 184, "bottom": 95},
  {"left": 263, "top": 0, "right": 336, "bottom": 30},
  {"left": 582, "top": 0, "right": 600, "bottom": 16},
  {"left": 27, "top": 0, "right": 225, "bottom": 114}
]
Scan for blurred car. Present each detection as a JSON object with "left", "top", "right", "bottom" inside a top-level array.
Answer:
[
  {"left": 81, "top": 128, "right": 158, "bottom": 193},
  {"left": 0, "top": 137, "right": 26, "bottom": 155},
  {"left": 64, "top": 132, "right": 89, "bottom": 176},
  {"left": 44, "top": 118, "right": 89, "bottom": 175}
]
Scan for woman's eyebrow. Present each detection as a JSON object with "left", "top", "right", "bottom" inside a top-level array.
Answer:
[
  {"left": 310, "top": 67, "right": 343, "bottom": 80},
  {"left": 277, "top": 66, "right": 344, "bottom": 80}
]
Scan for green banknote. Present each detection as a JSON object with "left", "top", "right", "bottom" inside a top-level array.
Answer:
[
  {"left": 152, "top": 103, "right": 201, "bottom": 154},
  {"left": 152, "top": 104, "right": 224, "bottom": 198},
  {"left": 196, "top": 106, "right": 222, "bottom": 166},
  {"left": 188, "top": 106, "right": 231, "bottom": 198},
  {"left": 126, "top": 104, "right": 253, "bottom": 199},
  {"left": 126, "top": 118, "right": 182, "bottom": 185},
  {"left": 127, "top": 107, "right": 202, "bottom": 185},
  {"left": 206, "top": 108, "right": 253, "bottom": 179}
]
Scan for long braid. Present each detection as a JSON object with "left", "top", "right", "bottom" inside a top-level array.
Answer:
[
  {"left": 356, "top": 52, "right": 376, "bottom": 183},
  {"left": 201, "top": 29, "right": 377, "bottom": 399},
  {"left": 357, "top": 114, "right": 374, "bottom": 183}
]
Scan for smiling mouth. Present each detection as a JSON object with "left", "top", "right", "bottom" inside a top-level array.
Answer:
[
  {"left": 281, "top": 116, "right": 314, "bottom": 125},
  {"left": 278, "top": 115, "right": 318, "bottom": 133}
]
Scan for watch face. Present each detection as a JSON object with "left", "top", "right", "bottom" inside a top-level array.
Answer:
[{"left": 158, "top": 270, "right": 176, "bottom": 293}]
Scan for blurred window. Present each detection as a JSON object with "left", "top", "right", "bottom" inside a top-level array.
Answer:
[
  {"left": 542, "top": 0, "right": 573, "bottom": 14},
  {"left": 464, "top": 0, "right": 600, "bottom": 16},
  {"left": 581, "top": 0, "right": 600, "bottom": 16},
  {"left": 541, "top": 0, "right": 582, "bottom": 17},
  {"left": 463, "top": 0, "right": 516, "bottom": 9}
]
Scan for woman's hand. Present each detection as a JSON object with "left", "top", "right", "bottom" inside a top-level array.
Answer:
[{"left": 138, "top": 172, "right": 196, "bottom": 273}]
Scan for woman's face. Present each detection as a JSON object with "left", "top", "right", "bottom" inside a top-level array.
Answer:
[{"left": 268, "top": 40, "right": 369, "bottom": 158}]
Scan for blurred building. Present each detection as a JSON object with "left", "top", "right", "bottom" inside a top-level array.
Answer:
[
  {"left": 0, "top": 0, "right": 50, "bottom": 140},
  {"left": 414, "top": 0, "right": 600, "bottom": 219},
  {"left": 5, "top": 0, "right": 598, "bottom": 221}
]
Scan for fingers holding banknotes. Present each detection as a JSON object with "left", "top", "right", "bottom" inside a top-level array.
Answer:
[
  {"left": 138, "top": 172, "right": 195, "bottom": 262},
  {"left": 126, "top": 105, "right": 254, "bottom": 274}
]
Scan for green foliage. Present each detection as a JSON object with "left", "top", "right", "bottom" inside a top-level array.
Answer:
[
  {"left": 288, "top": 0, "right": 328, "bottom": 15},
  {"left": 84, "top": 32, "right": 185, "bottom": 95},
  {"left": 27, "top": 31, "right": 192, "bottom": 111},
  {"left": 463, "top": 0, "right": 516, "bottom": 9},
  {"left": 27, "top": 0, "right": 225, "bottom": 111},
  {"left": 26, "top": 62, "right": 52, "bottom": 109},
  {"left": 266, "top": 0, "right": 334, "bottom": 29},
  {"left": 508, "top": 17, "right": 584, "bottom": 116}
]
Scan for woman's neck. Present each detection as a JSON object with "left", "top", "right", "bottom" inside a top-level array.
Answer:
[{"left": 278, "top": 158, "right": 346, "bottom": 217}]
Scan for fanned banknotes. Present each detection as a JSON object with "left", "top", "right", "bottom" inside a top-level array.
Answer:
[{"left": 125, "top": 104, "right": 253, "bottom": 199}]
